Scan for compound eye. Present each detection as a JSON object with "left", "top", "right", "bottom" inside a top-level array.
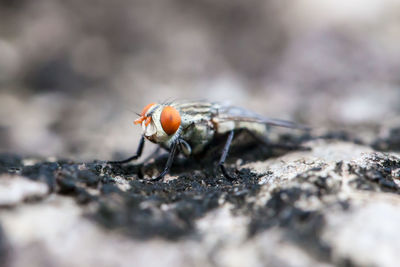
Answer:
[
  {"left": 160, "top": 106, "right": 181, "bottom": 135},
  {"left": 141, "top": 102, "right": 156, "bottom": 116}
]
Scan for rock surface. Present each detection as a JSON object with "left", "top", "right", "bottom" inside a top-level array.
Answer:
[
  {"left": 1, "top": 1, "right": 400, "bottom": 266},
  {"left": 0, "top": 138, "right": 399, "bottom": 267}
]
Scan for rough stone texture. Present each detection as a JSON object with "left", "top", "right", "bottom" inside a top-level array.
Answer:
[
  {"left": 1, "top": 1, "right": 400, "bottom": 266},
  {"left": 0, "top": 137, "right": 399, "bottom": 267}
]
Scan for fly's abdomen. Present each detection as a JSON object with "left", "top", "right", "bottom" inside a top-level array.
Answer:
[{"left": 212, "top": 117, "right": 269, "bottom": 136}]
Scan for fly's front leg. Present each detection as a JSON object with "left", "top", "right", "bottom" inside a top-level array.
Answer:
[
  {"left": 108, "top": 135, "right": 145, "bottom": 164},
  {"left": 218, "top": 130, "right": 236, "bottom": 180},
  {"left": 151, "top": 141, "right": 178, "bottom": 181}
]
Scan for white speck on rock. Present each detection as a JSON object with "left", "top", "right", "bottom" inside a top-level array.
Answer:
[{"left": 0, "top": 175, "right": 49, "bottom": 206}]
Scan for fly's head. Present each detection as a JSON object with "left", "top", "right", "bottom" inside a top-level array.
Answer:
[{"left": 134, "top": 102, "right": 182, "bottom": 145}]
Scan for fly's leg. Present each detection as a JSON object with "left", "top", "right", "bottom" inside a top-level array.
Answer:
[
  {"left": 107, "top": 135, "right": 145, "bottom": 164},
  {"left": 219, "top": 130, "right": 236, "bottom": 180},
  {"left": 151, "top": 141, "right": 178, "bottom": 181}
]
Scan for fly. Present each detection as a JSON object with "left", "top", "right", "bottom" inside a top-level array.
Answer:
[{"left": 108, "top": 101, "right": 308, "bottom": 181}]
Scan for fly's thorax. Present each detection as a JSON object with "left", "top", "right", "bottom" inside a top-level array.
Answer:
[
  {"left": 178, "top": 115, "right": 216, "bottom": 155},
  {"left": 140, "top": 103, "right": 181, "bottom": 146}
]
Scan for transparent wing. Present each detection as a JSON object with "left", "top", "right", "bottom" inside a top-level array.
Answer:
[{"left": 216, "top": 104, "right": 310, "bottom": 130}]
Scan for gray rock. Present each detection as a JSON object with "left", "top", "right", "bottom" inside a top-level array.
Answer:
[
  {"left": 0, "top": 139, "right": 399, "bottom": 267},
  {"left": 0, "top": 175, "right": 48, "bottom": 207}
]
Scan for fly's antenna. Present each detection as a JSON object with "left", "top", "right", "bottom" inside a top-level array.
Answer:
[
  {"left": 125, "top": 107, "right": 141, "bottom": 116},
  {"left": 118, "top": 102, "right": 142, "bottom": 117}
]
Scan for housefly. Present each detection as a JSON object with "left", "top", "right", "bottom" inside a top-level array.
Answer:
[{"left": 108, "top": 101, "right": 308, "bottom": 181}]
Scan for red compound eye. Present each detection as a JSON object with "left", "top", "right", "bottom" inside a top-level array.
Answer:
[{"left": 160, "top": 106, "right": 181, "bottom": 135}]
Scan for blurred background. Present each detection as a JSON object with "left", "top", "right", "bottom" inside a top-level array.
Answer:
[{"left": 0, "top": 0, "right": 399, "bottom": 160}]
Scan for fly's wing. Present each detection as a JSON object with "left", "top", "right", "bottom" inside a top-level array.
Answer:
[
  {"left": 172, "top": 100, "right": 309, "bottom": 129},
  {"left": 216, "top": 104, "right": 310, "bottom": 130}
]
